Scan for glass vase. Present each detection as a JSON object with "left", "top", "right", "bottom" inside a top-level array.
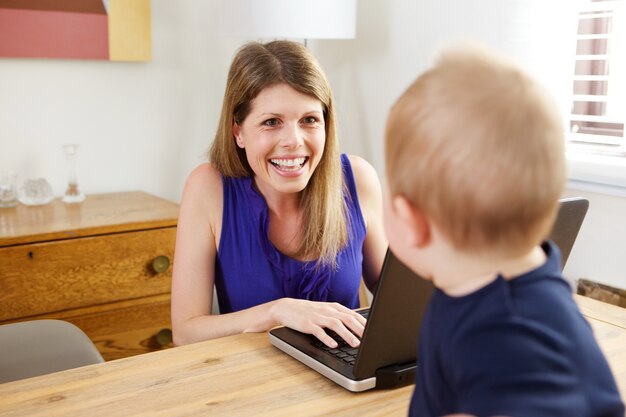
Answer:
[{"left": 62, "top": 144, "right": 85, "bottom": 203}]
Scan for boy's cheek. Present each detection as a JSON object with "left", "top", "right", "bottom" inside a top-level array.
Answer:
[
  {"left": 385, "top": 220, "right": 421, "bottom": 279},
  {"left": 383, "top": 204, "right": 405, "bottom": 253},
  {"left": 382, "top": 199, "right": 396, "bottom": 240},
  {"left": 383, "top": 200, "right": 431, "bottom": 280}
]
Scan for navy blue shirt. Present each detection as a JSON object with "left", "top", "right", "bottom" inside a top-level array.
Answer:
[{"left": 410, "top": 241, "right": 624, "bottom": 417}]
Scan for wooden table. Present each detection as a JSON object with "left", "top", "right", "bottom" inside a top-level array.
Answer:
[
  {"left": 576, "top": 294, "right": 626, "bottom": 396},
  {"left": 0, "top": 295, "right": 624, "bottom": 416}
]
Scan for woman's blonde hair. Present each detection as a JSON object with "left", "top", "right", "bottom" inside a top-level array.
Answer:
[
  {"left": 385, "top": 43, "right": 566, "bottom": 256},
  {"left": 209, "top": 40, "right": 348, "bottom": 267}
]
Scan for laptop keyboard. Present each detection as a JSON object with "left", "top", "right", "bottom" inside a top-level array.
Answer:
[
  {"left": 315, "top": 339, "right": 360, "bottom": 365},
  {"left": 312, "top": 309, "right": 369, "bottom": 366}
]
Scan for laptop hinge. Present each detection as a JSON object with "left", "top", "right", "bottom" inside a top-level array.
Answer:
[{"left": 374, "top": 362, "right": 417, "bottom": 389}]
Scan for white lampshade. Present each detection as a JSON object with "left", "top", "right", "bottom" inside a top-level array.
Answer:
[{"left": 219, "top": 0, "right": 357, "bottom": 40}]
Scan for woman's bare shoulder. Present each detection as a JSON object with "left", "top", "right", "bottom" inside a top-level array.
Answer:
[
  {"left": 346, "top": 155, "right": 382, "bottom": 201},
  {"left": 347, "top": 154, "right": 377, "bottom": 174},
  {"left": 180, "top": 163, "right": 223, "bottom": 220},
  {"left": 185, "top": 163, "right": 222, "bottom": 192}
]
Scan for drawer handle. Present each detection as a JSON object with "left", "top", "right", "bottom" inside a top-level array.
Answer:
[
  {"left": 155, "top": 328, "right": 173, "bottom": 347},
  {"left": 152, "top": 255, "right": 170, "bottom": 273}
]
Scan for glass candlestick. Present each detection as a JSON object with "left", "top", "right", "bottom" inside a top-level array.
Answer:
[{"left": 62, "top": 144, "right": 85, "bottom": 203}]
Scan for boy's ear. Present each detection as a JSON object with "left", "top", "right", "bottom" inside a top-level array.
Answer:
[
  {"left": 233, "top": 122, "right": 245, "bottom": 149},
  {"left": 392, "top": 195, "right": 431, "bottom": 248}
]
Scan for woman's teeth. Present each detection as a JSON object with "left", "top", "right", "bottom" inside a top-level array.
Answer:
[{"left": 270, "top": 157, "right": 306, "bottom": 171}]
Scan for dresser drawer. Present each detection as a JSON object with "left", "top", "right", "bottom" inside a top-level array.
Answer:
[
  {"left": 0, "top": 227, "right": 175, "bottom": 321},
  {"left": 80, "top": 296, "right": 172, "bottom": 361},
  {"left": 7, "top": 294, "right": 173, "bottom": 361}
]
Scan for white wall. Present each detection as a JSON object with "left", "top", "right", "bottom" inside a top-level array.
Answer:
[
  {"left": 0, "top": 1, "right": 239, "bottom": 203},
  {"left": 1, "top": 0, "right": 624, "bottom": 290},
  {"left": 311, "top": 0, "right": 624, "bottom": 291}
]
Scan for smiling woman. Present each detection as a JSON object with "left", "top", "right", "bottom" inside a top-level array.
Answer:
[
  {"left": 171, "top": 40, "right": 388, "bottom": 350},
  {"left": 232, "top": 83, "right": 326, "bottom": 201}
]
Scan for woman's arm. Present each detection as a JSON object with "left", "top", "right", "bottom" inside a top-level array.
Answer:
[
  {"left": 170, "top": 163, "right": 224, "bottom": 345},
  {"left": 348, "top": 155, "right": 388, "bottom": 293},
  {"left": 171, "top": 164, "right": 367, "bottom": 347}
]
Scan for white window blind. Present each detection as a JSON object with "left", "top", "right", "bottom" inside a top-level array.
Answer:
[{"left": 568, "top": 0, "right": 625, "bottom": 157}]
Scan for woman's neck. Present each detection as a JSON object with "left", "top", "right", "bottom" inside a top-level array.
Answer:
[
  {"left": 253, "top": 178, "right": 304, "bottom": 258},
  {"left": 253, "top": 177, "right": 301, "bottom": 215}
]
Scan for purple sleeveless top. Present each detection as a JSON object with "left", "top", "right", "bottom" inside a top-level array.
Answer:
[{"left": 214, "top": 154, "right": 367, "bottom": 313}]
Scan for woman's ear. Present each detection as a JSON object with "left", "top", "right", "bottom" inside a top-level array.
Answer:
[
  {"left": 392, "top": 195, "right": 431, "bottom": 248},
  {"left": 233, "top": 122, "right": 245, "bottom": 149}
]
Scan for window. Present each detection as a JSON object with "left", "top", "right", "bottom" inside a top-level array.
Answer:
[{"left": 566, "top": 0, "right": 626, "bottom": 189}]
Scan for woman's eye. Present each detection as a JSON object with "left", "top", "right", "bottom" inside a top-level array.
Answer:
[
  {"left": 263, "top": 118, "right": 279, "bottom": 127},
  {"left": 303, "top": 116, "right": 318, "bottom": 124}
]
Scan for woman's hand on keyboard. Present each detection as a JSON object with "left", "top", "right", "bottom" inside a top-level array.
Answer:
[{"left": 270, "top": 298, "right": 366, "bottom": 348}]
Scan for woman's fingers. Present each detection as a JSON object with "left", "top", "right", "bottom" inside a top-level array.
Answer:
[
  {"left": 312, "top": 304, "right": 366, "bottom": 348},
  {"left": 311, "top": 326, "right": 341, "bottom": 348},
  {"left": 339, "top": 312, "right": 366, "bottom": 339},
  {"left": 320, "top": 316, "right": 361, "bottom": 348},
  {"left": 275, "top": 298, "right": 369, "bottom": 349}
]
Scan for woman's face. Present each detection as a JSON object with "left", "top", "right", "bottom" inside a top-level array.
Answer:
[{"left": 233, "top": 83, "right": 326, "bottom": 198}]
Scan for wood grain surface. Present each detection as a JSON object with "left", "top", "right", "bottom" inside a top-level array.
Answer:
[
  {"left": 0, "top": 333, "right": 414, "bottom": 417},
  {"left": 21, "top": 294, "right": 173, "bottom": 361},
  {"left": 0, "top": 191, "right": 178, "bottom": 360},
  {"left": 0, "top": 296, "right": 623, "bottom": 417},
  {"left": 0, "top": 191, "right": 179, "bottom": 246},
  {"left": 576, "top": 294, "right": 626, "bottom": 397},
  {"left": 0, "top": 227, "right": 175, "bottom": 321}
]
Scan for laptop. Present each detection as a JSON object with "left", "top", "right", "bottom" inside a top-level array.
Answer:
[
  {"left": 549, "top": 197, "right": 589, "bottom": 267},
  {"left": 270, "top": 249, "right": 433, "bottom": 391},
  {"left": 268, "top": 197, "right": 589, "bottom": 392}
]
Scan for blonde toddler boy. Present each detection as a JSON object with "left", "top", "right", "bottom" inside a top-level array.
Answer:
[{"left": 384, "top": 43, "right": 624, "bottom": 417}]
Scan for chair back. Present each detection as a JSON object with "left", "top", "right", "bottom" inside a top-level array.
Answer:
[{"left": 0, "top": 319, "right": 104, "bottom": 383}]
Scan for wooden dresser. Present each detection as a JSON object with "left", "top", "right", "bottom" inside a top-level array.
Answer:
[{"left": 0, "top": 191, "right": 179, "bottom": 361}]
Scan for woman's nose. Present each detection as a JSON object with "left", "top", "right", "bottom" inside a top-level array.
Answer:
[{"left": 281, "top": 124, "right": 304, "bottom": 148}]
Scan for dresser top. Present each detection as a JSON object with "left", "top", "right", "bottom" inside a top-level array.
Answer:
[{"left": 0, "top": 191, "right": 179, "bottom": 246}]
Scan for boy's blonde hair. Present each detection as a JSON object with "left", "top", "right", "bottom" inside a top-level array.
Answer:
[
  {"left": 209, "top": 40, "right": 347, "bottom": 268},
  {"left": 385, "top": 43, "right": 566, "bottom": 256}
]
